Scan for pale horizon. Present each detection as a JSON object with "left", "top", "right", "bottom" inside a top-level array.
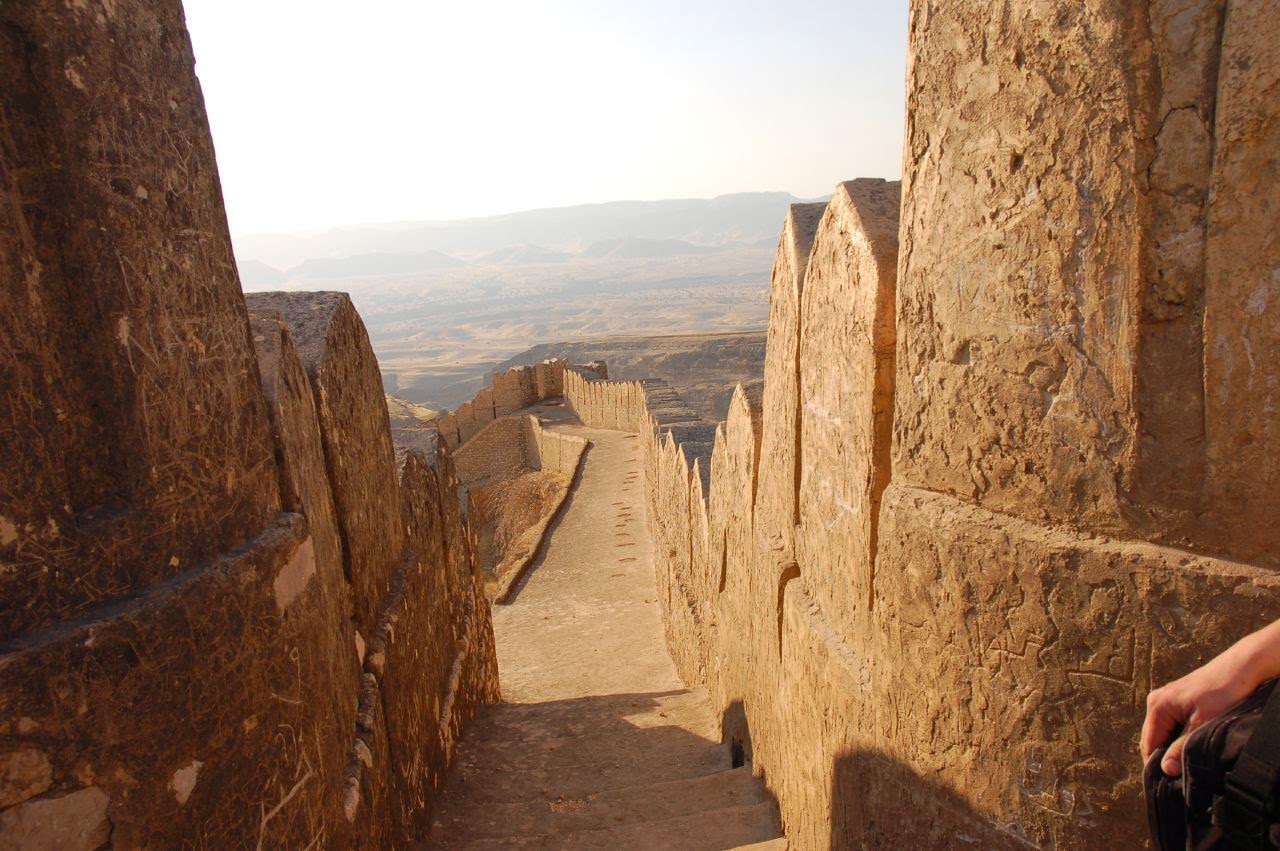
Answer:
[{"left": 183, "top": 0, "right": 908, "bottom": 238}]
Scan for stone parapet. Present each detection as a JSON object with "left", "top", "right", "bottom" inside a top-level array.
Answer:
[
  {"left": 636, "top": 55, "right": 1280, "bottom": 842},
  {"left": 0, "top": 5, "right": 498, "bottom": 845},
  {"left": 430, "top": 360, "right": 604, "bottom": 451}
]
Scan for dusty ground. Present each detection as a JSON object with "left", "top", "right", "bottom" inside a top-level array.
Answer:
[
  {"left": 425, "top": 418, "right": 785, "bottom": 848},
  {"left": 493, "top": 423, "right": 681, "bottom": 700},
  {"left": 385, "top": 393, "right": 438, "bottom": 427}
]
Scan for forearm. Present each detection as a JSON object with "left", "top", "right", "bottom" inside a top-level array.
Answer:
[{"left": 1225, "top": 618, "right": 1280, "bottom": 688}]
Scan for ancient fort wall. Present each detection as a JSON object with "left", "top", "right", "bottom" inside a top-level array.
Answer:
[
  {"left": 558, "top": 3, "right": 1280, "bottom": 843},
  {"left": 453, "top": 417, "right": 535, "bottom": 485},
  {"left": 0, "top": 4, "right": 498, "bottom": 846},
  {"left": 429, "top": 359, "right": 600, "bottom": 451}
]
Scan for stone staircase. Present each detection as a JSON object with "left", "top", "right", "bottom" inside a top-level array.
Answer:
[{"left": 426, "top": 688, "right": 783, "bottom": 849}]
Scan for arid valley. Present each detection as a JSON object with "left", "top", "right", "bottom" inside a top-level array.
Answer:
[{"left": 234, "top": 194, "right": 787, "bottom": 414}]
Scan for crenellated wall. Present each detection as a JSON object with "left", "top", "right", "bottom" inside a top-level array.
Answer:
[
  {"left": 429, "top": 360, "right": 606, "bottom": 451},
  {"left": 560, "top": 5, "right": 1280, "bottom": 842},
  {"left": 0, "top": 4, "right": 498, "bottom": 846}
]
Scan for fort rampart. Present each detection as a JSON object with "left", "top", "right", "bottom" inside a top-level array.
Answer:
[
  {"left": 0, "top": 4, "right": 498, "bottom": 847},
  {"left": 553, "top": 3, "right": 1280, "bottom": 842}
]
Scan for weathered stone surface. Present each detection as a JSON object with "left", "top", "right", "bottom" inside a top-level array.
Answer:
[
  {"left": 795, "top": 180, "right": 898, "bottom": 637},
  {"left": 893, "top": 0, "right": 1278, "bottom": 567},
  {"left": 0, "top": 748, "right": 51, "bottom": 809},
  {"left": 529, "top": 417, "right": 589, "bottom": 477},
  {"left": 246, "top": 291, "right": 406, "bottom": 636},
  {"left": 0, "top": 0, "right": 279, "bottom": 642},
  {"left": 430, "top": 360, "right": 576, "bottom": 450},
  {"left": 1202, "top": 2, "right": 1280, "bottom": 566},
  {"left": 871, "top": 483, "right": 1280, "bottom": 848},
  {"left": 1, "top": 4, "right": 502, "bottom": 848},
  {"left": 705, "top": 386, "right": 763, "bottom": 742},
  {"left": 630, "top": 4, "right": 1280, "bottom": 848},
  {"left": 453, "top": 417, "right": 532, "bottom": 484},
  {"left": 0, "top": 518, "right": 359, "bottom": 848},
  {"left": 753, "top": 202, "right": 825, "bottom": 562},
  {"left": 249, "top": 312, "right": 357, "bottom": 629},
  {"left": 0, "top": 786, "right": 110, "bottom": 851},
  {"left": 653, "top": 434, "right": 701, "bottom": 684},
  {"left": 378, "top": 446, "right": 498, "bottom": 843}
]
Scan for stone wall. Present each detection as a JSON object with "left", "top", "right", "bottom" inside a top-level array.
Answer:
[
  {"left": 562, "top": 4, "right": 1280, "bottom": 841},
  {"left": 445, "top": 410, "right": 588, "bottom": 602},
  {"left": 429, "top": 360, "right": 604, "bottom": 451},
  {"left": 451, "top": 413, "right": 588, "bottom": 486},
  {"left": 528, "top": 417, "right": 588, "bottom": 477},
  {"left": 452, "top": 417, "right": 534, "bottom": 485},
  {"left": 0, "top": 4, "right": 497, "bottom": 847}
]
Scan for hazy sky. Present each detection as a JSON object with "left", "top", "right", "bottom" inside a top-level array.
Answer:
[{"left": 183, "top": 1, "right": 908, "bottom": 237}]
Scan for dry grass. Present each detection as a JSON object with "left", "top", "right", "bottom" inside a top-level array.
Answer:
[{"left": 470, "top": 470, "right": 570, "bottom": 590}]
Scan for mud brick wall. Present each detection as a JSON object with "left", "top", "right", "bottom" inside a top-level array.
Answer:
[
  {"left": 630, "top": 2, "right": 1280, "bottom": 848},
  {"left": 0, "top": 3, "right": 498, "bottom": 847}
]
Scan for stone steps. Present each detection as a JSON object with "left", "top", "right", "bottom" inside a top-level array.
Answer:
[
  {"left": 430, "top": 800, "right": 782, "bottom": 850},
  {"left": 420, "top": 427, "right": 783, "bottom": 850},
  {"left": 461, "top": 689, "right": 718, "bottom": 743},
  {"left": 431, "top": 767, "right": 770, "bottom": 842},
  {"left": 426, "top": 688, "right": 785, "bottom": 848}
]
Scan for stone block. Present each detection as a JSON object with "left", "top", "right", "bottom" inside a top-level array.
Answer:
[
  {"left": 0, "top": 786, "right": 110, "bottom": 851},
  {"left": 754, "top": 202, "right": 825, "bottom": 562},
  {"left": 0, "top": 517, "right": 358, "bottom": 847},
  {"left": 246, "top": 292, "right": 406, "bottom": 637},
  {"left": 795, "top": 180, "right": 899, "bottom": 639},
  {"left": 0, "top": 748, "right": 51, "bottom": 809},
  {"left": 1202, "top": 3, "right": 1280, "bottom": 566},
  {"left": 870, "top": 482, "right": 1280, "bottom": 848},
  {"left": 894, "top": 0, "right": 1280, "bottom": 566}
]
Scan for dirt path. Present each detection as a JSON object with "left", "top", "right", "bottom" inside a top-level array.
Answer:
[
  {"left": 426, "top": 418, "right": 784, "bottom": 850},
  {"left": 493, "top": 422, "right": 682, "bottom": 701}
]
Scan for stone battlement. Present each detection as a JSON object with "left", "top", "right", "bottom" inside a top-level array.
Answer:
[
  {"left": 0, "top": 5, "right": 498, "bottom": 846},
  {"left": 427, "top": 360, "right": 606, "bottom": 451},
  {"left": 564, "top": 4, "right": 1280, "bottom": 843}
]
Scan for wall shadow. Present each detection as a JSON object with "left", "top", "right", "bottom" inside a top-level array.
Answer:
[
  {"left": 426, "top": 690, "right": 784, "bottom": 847},
  {"left": 720, "top": 698, "right": 753, "bottom": 768},
  {"left": 830, "top": 748, "right": 1035, "bottom": 850}
]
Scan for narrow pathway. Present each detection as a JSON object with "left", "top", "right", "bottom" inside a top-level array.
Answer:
[{"left": 425, "top": 419, "right": 785, "bottom": 850}]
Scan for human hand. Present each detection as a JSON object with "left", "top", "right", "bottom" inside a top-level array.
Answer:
[{"left": 1142, "top": 620, "right": 1280, "bottom": 777}]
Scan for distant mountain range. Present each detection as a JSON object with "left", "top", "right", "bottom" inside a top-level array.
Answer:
[
  {"left": 233, "top": 192, "right": 814, "bottom": 274},
  {"left": 236, "top": 191, "right": 814, "bottom": 412},
  {"left": 239, "top": 238, "right": 729, "bottom": 285}
]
